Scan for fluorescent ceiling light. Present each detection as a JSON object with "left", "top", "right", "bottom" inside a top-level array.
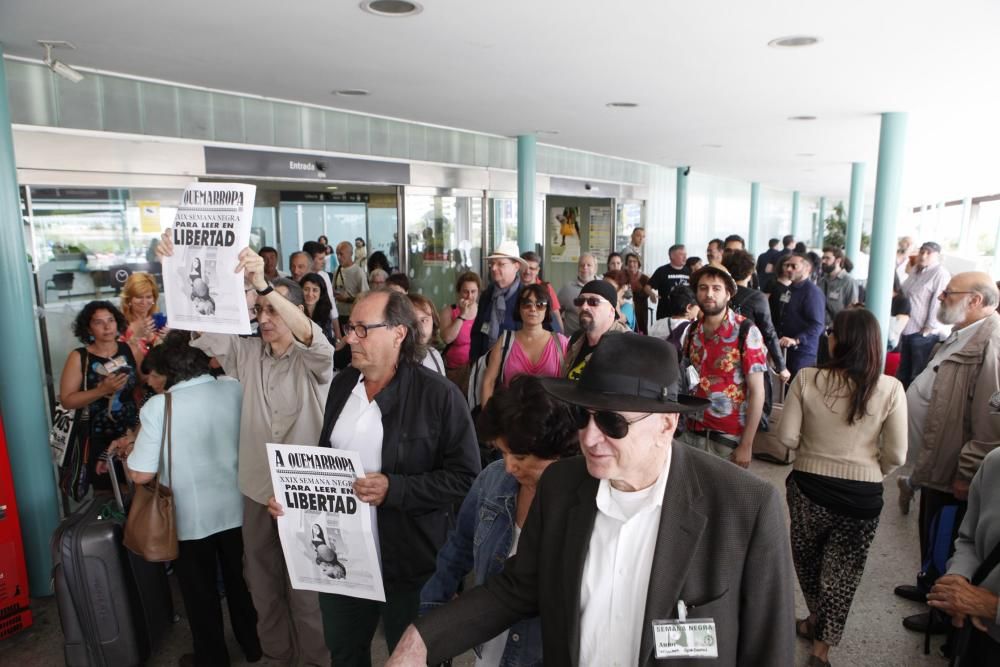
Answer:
[
  {"left": 38, "top": 40, "right": 84, "bottom": 83},
  {"left": 788, "top": 115, "right": 818, "bottom": 121},
  {"left": 333, "top": 89, "right": 370, "bottom": 97},
  {"left": 606, "top": 102, "right": 638, "bottom": 108}
]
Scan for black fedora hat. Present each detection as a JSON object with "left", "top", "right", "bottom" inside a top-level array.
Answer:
[{"left": 540, "top": 334, "right": 709, "bottom": 414}]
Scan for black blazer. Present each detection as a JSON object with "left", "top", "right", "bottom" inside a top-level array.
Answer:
[
  {"left": 415, "top": 442, "right": 795, "bottom": 666},
  {"left": 732, "top": 286, "right": 786, "bottom": 372},
  {"left": 318, "top": 362, "right": 481, "bottom": 591}
]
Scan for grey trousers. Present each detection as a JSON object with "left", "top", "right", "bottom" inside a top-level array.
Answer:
[{"left": 242, "top": 496, "right": 330, "bottom": 666}]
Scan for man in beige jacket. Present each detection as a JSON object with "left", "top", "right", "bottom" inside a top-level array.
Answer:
[{"left": 894, "top": 272, "right": 1000, "bottom": 635}]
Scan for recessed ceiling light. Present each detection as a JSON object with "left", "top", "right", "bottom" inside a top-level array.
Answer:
[
  {"left": 360, "top": 0, "right": 423, "bottom": 17},
  {"left": 797, "top": 152, "right": 816, "bottom": 157},
  {"left": 768, "top": 35, "right": 820, "bottom": 48},
  {"left": 333, "top": 89, "right": 370, "bottom": 97},
  {"left": 606, "top": 102, "right": 638, "bottom": 108},
  {"left": 702, "top": 144, "right": 723, "bottom": 149},
  {"left": 788, "top": 115, "right": 817, "bottom": 121},
  {"left": 535, "top": 129, "right": 559, "bottom": 136}
]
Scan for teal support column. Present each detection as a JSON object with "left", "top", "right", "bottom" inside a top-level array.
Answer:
[
  {"left": 817, "top": 197, "right": 826, "bottom": 247},
  {"left": 516, "top": 134, "right": 536, "bottom": 253},
  {"left": 0, "top": 45, "right": 60, "bottom": 596},
  {"left": 791, "top": 190, "right": 801, "bottom": 240},
  {"left": 748, "top": 182, "right": 761, "bottom": 254},
  {"left": 868, "top": 112, "right": 909, "bottom": 353},
  {"left": 846, "top": 162, "right": 866, "bottom": 265},
  {"left": 675, "top": 166, "right": 689, "bottom": 244}
]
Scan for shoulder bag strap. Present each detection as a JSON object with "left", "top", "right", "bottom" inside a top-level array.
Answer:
[
  {"left": 551, "top": 332, "right": 564, "bottom": 372},
  {"left": 79, "top": 348, "right": 90, "bottom": 421},
  {"left": 971, "top": 537, "right": 1000, "bottom": 586}
]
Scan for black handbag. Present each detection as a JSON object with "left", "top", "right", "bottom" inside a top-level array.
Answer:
[{"left": 58, "top": 349, "right": 93, "bottom": 501}]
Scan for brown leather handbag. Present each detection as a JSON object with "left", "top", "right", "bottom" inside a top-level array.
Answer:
[{"left": 123, "top": 393, "right": 178, "bottom": 561}]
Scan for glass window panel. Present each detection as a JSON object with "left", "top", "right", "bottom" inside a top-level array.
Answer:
[
  {"left": 324, "top": 110, "right": 350, "bottom": 153},
  {"left": 348, "top": 114, "right": 370, "bottom": 155},
  {"left": 301, "top": 107, "right": 324, "bottom": 150},
  {"left": 367, "top": 196, "right": 399, "bottom": 271},
  {"left": 141, "top": 82, "right": 179, "bottom": 137},
  {"left": 178, "top": 88, "right": 213, "bottom": 139},
  {"left": 212, "top": 93, "right": 245, "bottom": 143},
  {"left": 244, "top": 97, "right": 274, "bottom": 145},
  {"left": 55, "top": 75, "right": 102, "bottom": 130},
  {"left": 6, "top": 61, "right": 56, "bottom": 126},
  {"left": 273, "top": 103, "right": 302, "bottom": 148},
  {"left": 369, "top": 117, "right": 390, "bottom": 157},
  {"left": 101, "top": 76, "right": 143, "bottom": 134},
  {"left": 385, "top": 120, "right": 409, "bottom": 159},
  {"left": 405, "top": 195, "right": 482, "bottom": 308}
]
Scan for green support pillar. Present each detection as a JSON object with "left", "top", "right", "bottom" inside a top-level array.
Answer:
[
  {"left": 748, "top": 182, "right": 761, "bottom": 255},
  {"left": 675, "top": 166, "right": 689, "bottom": 244},
  {"left": 791, "top": 190, "right": 801, "bottom": 240},
  {"left": 868, "top": 112, "right": 909, "bottom": 353},
  {"left": 516, "top": 135, "right": 536, "bottom": 253},
  {"left": 817, "top": 197, "right": 826, "bottom": 248},
  {"left": 846, "top": 162, "right": 866, "bottom": 266},
  {"left": 0, "top": 45, "right": 60, "bottom": 596}
]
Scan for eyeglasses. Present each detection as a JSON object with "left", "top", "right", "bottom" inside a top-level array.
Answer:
[
  {"left": 252, "top": 304, "right": 278, "bottom": 318},
  {"left": 343, "top": 322, "right": 389, "bottom": 339},
  {"left": 520, "top": 300, "right": 549, "bottom": 310},
  {"left": 940, "top": 290, "right": 974, "bottom": 299},
  {"left": 572, "top": 407, "right": 653, "bottom": 439},
  {"left": 573, "top": 296, "right": 607, "bottom": 308}
]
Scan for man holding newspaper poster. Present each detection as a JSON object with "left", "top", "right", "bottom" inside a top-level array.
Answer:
[
  {"left": 267, "top": 444, "right": 386, "bottom": 603},
  {"left": 156, "top": 230, "right": 334, "bottom": 667},
  {"left": 269, "top": 289, "right": 481, "bottom": 667}
]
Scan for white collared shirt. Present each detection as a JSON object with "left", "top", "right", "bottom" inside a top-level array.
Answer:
[
  {"left": 579, "top": 450, "right": 672, "bottom": 667},
  {"left": 329, "top": 375, "right": 384, "bottom": 549}
]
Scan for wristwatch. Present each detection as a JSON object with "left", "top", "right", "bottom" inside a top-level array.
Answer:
[{"left": 255, "top": 283, "right": 274, "bottom": 296}]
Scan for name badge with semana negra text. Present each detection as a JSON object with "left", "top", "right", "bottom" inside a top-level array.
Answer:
[{"left": 653, "top": 619, "right": 718, "bottom": 659}]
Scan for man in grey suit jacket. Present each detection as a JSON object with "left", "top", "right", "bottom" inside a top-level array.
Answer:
[{"left": 387, "top": 335, "right": 796, "bottom": 666}]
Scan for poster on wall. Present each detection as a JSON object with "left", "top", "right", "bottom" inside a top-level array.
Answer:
[
  {"left": 589, "top": 206, "right": 613, "bottom": 263},
  {"left": 549, "top": 206, "right": 581, "bottom": 263},
  {"left": 138, "top": 201, "right": 161, "bottom": 234},
  {"left": 267, "top": 443, "right": 386, "bottom": 601},
  {"left": 162, "top": 183, "right": 256, "bottom": 334}
]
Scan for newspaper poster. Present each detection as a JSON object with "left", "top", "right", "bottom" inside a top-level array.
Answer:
[
  {"left": 549, "top": 206, "right": 581, "bottom": 262},
  {"left": 267, "top": 443, "right": 386, "bottom": 602},
  {"left": 161, "top": 183, "right": 256, "bottom": 334},
  {"left": 588, "top": 206, "right": 612, "bottom": 262}
]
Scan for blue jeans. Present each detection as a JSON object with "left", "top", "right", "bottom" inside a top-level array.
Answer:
[{"left": 896, "top": 332, "right": 939, "bottom": 389}]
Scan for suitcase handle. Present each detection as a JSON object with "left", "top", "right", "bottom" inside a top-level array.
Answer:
[{"left": 105, "top": 453, "right": 128, "bottom": 514}]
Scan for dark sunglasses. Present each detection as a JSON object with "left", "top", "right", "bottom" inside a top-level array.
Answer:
[
  {"left": 573, "top": 296, "right": 606, "bottom": 308},
  {"left": 520, "top": 299, "right": 549, "bottom": 310},
  {"left": 572, "top": 407, "right": 653, "bottom": 439}
]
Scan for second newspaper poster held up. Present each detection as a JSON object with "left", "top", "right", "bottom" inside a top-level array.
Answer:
[
  {"left": 267, "top": 443, "right": 386, "bottom": 602},
  {"left": 162, "top": 183, "right": 256, "bottom": 334}
]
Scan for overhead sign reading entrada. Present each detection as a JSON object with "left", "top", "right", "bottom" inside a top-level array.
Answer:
[{"left": 204, "top": 147, "right": 410, "bottom": 184}]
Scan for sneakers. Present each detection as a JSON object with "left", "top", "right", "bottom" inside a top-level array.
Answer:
[{"left": 897, "top": 476, "right": 914, "bottom": 515}]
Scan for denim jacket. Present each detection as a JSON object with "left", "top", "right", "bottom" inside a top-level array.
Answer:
[{"left": 420, "top": 460, "right": 543, "bottom": 667}]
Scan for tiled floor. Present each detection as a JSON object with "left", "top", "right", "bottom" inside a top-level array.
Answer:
[{"left": 1, "top": 458, "right": 948, "bottom": 666}]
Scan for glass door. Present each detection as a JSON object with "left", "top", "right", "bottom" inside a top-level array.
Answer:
[{"left": 404, "top": 189, "right": 483, "bottom": 308}]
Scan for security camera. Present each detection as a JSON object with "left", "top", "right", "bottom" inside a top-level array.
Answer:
[
  {"left": 38, "top": 40, "right": 84, "bottom": 83},
  {"left": 683, "top": 167, "right": 691, "bottom": 177},
  {"left": 584, "top": 183, "right": 592, "bottom": 191}
]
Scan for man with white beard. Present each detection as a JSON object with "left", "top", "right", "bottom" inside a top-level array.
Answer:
[{"left": 893, "top": 272, "right": 1000, "bottom": 636}]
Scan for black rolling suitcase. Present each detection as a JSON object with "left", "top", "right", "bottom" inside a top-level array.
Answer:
[{"left": 52, "top": 460, "right": 174, "bottom": 666}]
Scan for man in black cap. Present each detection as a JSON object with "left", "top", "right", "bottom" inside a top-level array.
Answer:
[
  {"left": 385, "top": 335, "right": 795, "bottom": 667},
  {"left": 562, "top": 279, "right": 632, "bottom": 380}
]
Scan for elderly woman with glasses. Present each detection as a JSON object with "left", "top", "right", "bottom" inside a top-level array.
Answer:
[
  {"left": 480, "top": 284, "right": 568, "bottom": 406},
  {"left": 420, "top": 375, "right": 579, "bottom": 667}
]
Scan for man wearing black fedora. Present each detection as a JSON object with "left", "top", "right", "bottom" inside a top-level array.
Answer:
[{"left": 386, "top": 335, "right": 795, "bottom": 667}]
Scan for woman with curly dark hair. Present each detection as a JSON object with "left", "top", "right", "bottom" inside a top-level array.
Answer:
[
  {"left": 420, "top": 375, "right": 579, "bottom": 667},
  {"left": 58, "top": 300, "right": 140, "bottom": 497}
]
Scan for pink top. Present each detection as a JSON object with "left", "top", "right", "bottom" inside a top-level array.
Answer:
[
  {"left": 502, "top": 333, "right": 569, "bottom": 386},
  {"left": 444, "top": 306, "right": 476, "bottom": 368}
]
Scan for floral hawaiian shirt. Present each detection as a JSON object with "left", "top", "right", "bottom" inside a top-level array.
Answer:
[{"left": 684, "top": 309, "right": 768, "bottom": 436}]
